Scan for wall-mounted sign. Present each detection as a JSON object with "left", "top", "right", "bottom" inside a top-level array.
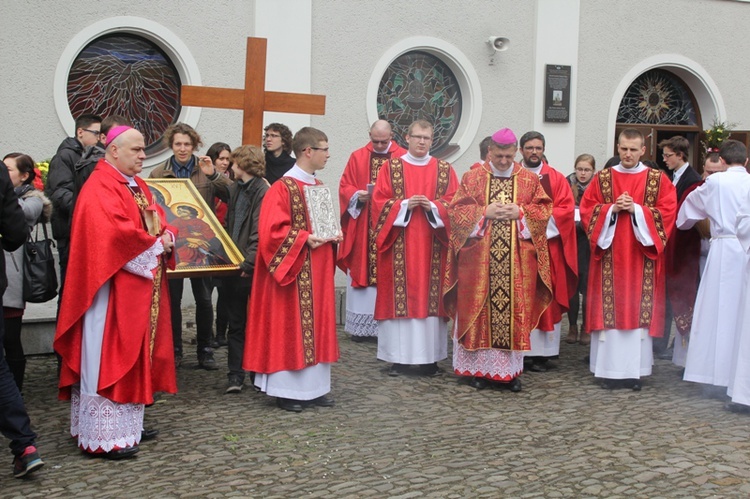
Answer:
[{"left": 544, "top": 65, "right": 571, "bottom": 123}]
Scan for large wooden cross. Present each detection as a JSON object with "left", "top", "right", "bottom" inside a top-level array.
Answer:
[{"left": 181, "top": 37, "right": 326, "bottom": 145}]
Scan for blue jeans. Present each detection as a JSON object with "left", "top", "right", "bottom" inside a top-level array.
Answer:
[{"left": 0, "top": 297, "right": 37, "bottom": 457}]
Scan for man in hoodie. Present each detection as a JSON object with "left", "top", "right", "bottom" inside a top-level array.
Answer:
[{"left": 47, "top": 113, "right": 102, "bottom": 291}]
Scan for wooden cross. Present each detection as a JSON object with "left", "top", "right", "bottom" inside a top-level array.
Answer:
[{"left": 181, "top": 37, "right": 326, "bottom": 146}]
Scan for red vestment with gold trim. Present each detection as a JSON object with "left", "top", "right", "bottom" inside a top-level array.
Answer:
[
  {"left": 580, "top": 167, "right": 676, "bottom": 337},
  {"left": 535, "top": 162, "right": 578, "bottom": 330},
  {"left": 665, "top": 181, "right": 702, "bottom": 336},
  {"left": 371, "top": 156, "right": 458, "bottom": 320},
  {"left": 243, "top": 177, "right": 339, "bottom": 373},
  {"left": 337, "top": 141, "right": 405, "bottom": 287},
  {"left": 54, "top": 160, "right": 177, "bottom": 405},
  {"left": 444, "top": 163, "right": 553, "bottom": 354}
]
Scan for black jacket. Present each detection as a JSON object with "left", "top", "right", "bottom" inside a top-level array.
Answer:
[
  {"left": 225, "top": 176, "right": 269, "bottom": 277},
  {"left": 0, "top": 161, "right": 29, "bottom": 294},
  {"left": 675, "top": 164, "right": 702, "bottom": 200},
  {"left": 47, "top": 137, "right": 84, "bottom": 240}
]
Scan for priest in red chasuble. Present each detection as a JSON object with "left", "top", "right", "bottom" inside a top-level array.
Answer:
[
  {"left": 444, "top": 128, "right": 553, "bottom": 392},
  {"left": 54, "top": 127, "right": 177, "bottom": 459},
  {"left": 580, "top": 128, "right": 677, "bottom": 391},
  {"left": 371, "top": 119, "right": 458, "bottom": 377},
  {"left": 243, "top": 127, "right": 340, "bottom": 413},
  {"left": 517, "top": 131, "right": 577, "bottom": 373},
  {"left": 338, "top": 120, "right": 405, "bottom": 341}
]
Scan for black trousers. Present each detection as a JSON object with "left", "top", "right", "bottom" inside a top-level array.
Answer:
[
  {"left": 169, "top": 277, "right": 214, "bottom": 358},
  {"left": 226, "top": 278, "right": 251, "bottom": 380},
  {"left": 568, "top": 227, "right": 590, "bottom": 328},
  {"left": 2, "top": 316, "right": 25, "bottom": 391},
  {"left": 0, "top": 301, "right": 36, "bottom": 457}
]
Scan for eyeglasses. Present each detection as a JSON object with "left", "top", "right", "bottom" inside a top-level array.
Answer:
[
  {"left": 371, "top": 139, "right": 390, "bottom": 145},
  {"left": 409, "top": 135, "right": 432, "bottom": 142},
  {"left": 264, "top": 133, "right": 281, "bottom": 139},
  {"left": 662, "top": 152, "right": 675, "bottom": 159},
  {"left": 83, "top": 128, "right": 102, "bottom": 136},
  {"left": 523, "top": 146, "right": 544, "bottom": 152},
  {"left": 309, "top": 147, "right": 329, "bottom": 152},
  {"left": 575, "top": 167, "right": 594, "bottom": 173}
]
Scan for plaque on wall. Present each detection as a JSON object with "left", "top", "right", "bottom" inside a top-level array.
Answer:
[
  {"left": 304, "top": 185, "right": 341, "bottom": 239},
  {"left": 544, "top": 65, "right": 571, "bottom": 123}
]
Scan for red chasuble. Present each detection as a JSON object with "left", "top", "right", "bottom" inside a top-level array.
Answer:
[
  {"left": 444, "top": 163, "right": 553, "bottom": 351},
  {"left": 666, "top": 181, "right": 702, "bottom": 335},
  {"left": 535, "top": 163, "right": 578, "bottom": 330},
  {"left": 371, "top": 156, "right": 458, "bottom": 320},
  {"left": 54, "top": 159, "right": 177, "bottom": 405},
  {"left": 243, "top": 177, "right": 339, "bottom": 374},
  {"left": 579, "top": 167, "right": 677, "bottom": 337},
  {"left": 337, "top": 141, "right": 406, "bottom": 287}
]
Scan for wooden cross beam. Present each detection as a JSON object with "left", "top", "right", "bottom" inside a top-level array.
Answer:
[{"left": 181, "top": 37, "right": 326, "bottom": 146}]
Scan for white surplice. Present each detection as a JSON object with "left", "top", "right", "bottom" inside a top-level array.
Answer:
[
  {"left": 678, "top": 166, "right": 750, "bottom": 387},
  {"left": 727, "top": 192, "right": 750, "bottom": 406}
]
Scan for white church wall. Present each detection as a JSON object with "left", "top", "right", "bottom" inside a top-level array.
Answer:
[
  {"left": 309, "top": 0, "right": 539, "bottom": 185},
  {"left": 575, "top": 0, "right": 750, "bottom": 166},
  {"left": 1, "top": 1, "right": 254, "bottom": 164}
]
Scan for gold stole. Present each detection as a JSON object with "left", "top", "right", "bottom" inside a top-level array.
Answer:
[
  {"left": 280, "top": 177, "right": 317, "bottom": 366},
  {"left": 488, "top": 175, "right": 515, "bottom": 349}
]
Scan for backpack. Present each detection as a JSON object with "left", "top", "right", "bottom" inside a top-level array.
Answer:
[{"left": 72, "top": 144, "right": 105, "bottom": 205}]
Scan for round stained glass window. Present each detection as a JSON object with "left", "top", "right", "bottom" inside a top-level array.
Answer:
[
  {"left": 67, "top": 34, "right": 181, "bottom": 155},
  {"left": 617, "top": 69, "right": 697, "bottom": 126},
  {"left": 377, "top": 51, "right": 462, "bottom": 157}
]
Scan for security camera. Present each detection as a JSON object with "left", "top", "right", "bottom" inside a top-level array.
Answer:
[{"left": 487, "top": 36, "right": 510, "bottom": 52}]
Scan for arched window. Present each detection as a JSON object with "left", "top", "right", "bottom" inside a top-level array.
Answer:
[
  {"left": 377, "top": 51, "right": 462, "bottom": 157},
  {"left": 617, "top": 69, "right": 698, "bottom": 126},
  {"left": 67, "top": 34, "right": 181, "bottom": 155}
]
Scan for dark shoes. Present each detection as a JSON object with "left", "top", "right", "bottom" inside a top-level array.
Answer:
[
  {"left": 141, "top": 428, "right": 159, "bottom": 441},
  {"left": 565, "top": 325, "right": 579, "bottom": 344},
  {"left": 508, "top": 377, "right": 522, "bottom": 392},
  {"left": 388, "top": 363, "right": 405, "bottom": 377},
  {"left": 198, "top": 348, "right": 218, "bottom": 370},
  {"left": 13, "top": 446, "right": 44, "bottom": 478},
  {"left": 419, "top": 362, "right": 443, "bottom": 377},
  {"left": 725, "top": 402, "right": 750, "bottom": 414},
  {"left": 226, "top": 376, "right": 244, "bottom": 394},
  {"left": 601, "top": 379, "right": 642, "bottom": 391},
  {"left": 308, "top": 395, "right": 335, "bottom": 407},
  {"left": 469, "top": 377, "right": 489, "bottom": 390},
  {"left": 527, "top": 358, "right": 549, "bottom": 373},
  {"left": 276, "top": 397, "right": 304, "bottom": 412},
  {"left": 89, "top": 445, "right": 140, "bottom": 460},
  {"left": 215, "top": 334, "right": 228, "bottom": 347}
]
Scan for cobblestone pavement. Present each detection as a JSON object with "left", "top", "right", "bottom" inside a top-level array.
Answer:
[{"left": 4, "top": 319, "right": 750, "bottom": 498}]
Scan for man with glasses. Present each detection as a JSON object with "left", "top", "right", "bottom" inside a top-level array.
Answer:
[
  {"left": 338, "top": 120, "right": 405, "bottom": 342},
  {"left": 371, "top": 119, "right": 458, "bottom": 377},
  {"left": 244, "top": 127, "right": 341, "bottom": 412},
  {"left": 47, "top": 113, "right": 102, "bottom": 290},
  {"left": 658, "top": 136, "right": 702, "bottom": 362},
  {"left": 518, "top": 131, "right": 577, "bottom": 373},
  {"left": 263, "top": 123, "right": 296, "bottom": 184}
]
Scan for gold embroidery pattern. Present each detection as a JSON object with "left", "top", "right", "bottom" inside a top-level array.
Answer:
[
  {"left": 389, "top": 159, "right": 408, "bottom": 317},
  {"left": 644, "top": 169, "right": 667, "bottom": 247},
  {"left": 367, "top": 156, "right": 390, "bottom": 286},
  {"left": 149, "top": 268, "right": 162, "bottom": 359},
  {"left": 488, "top": 176, "right": 514, "bottom": 349},
  {"left": 674, "top": 305, "right": 693, "bottom": 334},
  {"left": 638, "top": 169, "right": 662, "bottom": 326},
  {"left": 427, "top": 161, "right": 451, "bottom": 315},
  {"left": 279, "top": 177, "right": 316, "bottom": 365},
  {"left": 596, "top": 168, "right": 616, "bottom": 328}
]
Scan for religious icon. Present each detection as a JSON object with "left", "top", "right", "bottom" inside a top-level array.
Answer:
[
  {"left": 303, "top": 185, "right": 341, "bottom": 239},
  {"left": 145, "top": 178, "right": 244, "bottom": 278}
]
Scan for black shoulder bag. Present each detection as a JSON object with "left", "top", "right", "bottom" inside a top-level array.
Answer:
[{"left": 23, "top": 222, "right": 58, "bottom": 303}]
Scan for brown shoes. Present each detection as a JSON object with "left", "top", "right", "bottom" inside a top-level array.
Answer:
[{"left": 565, "top": 325, "right": 579, "bottom": 344}]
